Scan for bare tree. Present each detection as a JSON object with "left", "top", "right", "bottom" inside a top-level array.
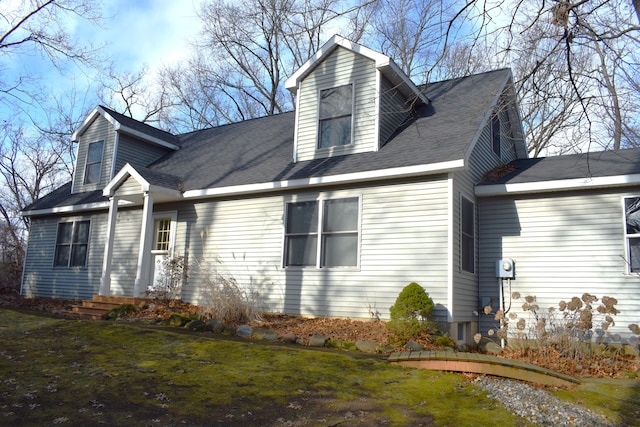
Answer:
[
  {"left": 442, "top": 0, "right": 640, "bottom": 154},
  {"left": 0, "top": 1, "right": 105, "bottom": 290},
  {"left": 154, "top": 0, "right": 374, "bottom": 132}
]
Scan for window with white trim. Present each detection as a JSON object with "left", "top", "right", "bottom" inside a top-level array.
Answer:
[
  {"left": 461, "top": 196, "right": 475, "bottom": 273},
  {"left": 624, "top": 197, "right": 640, "bottom": 272},
  {"left": 54, "top": 220, "right": 90, "bottom": 267},
  {"left": 284, "top": 197, "right": 359, "bottom": 267},
  {"left": 318, "top": 84, "right": 353, "bottom": 149},
  {"left": 84, "top": 140, "right": 104, "bottom": 184}
]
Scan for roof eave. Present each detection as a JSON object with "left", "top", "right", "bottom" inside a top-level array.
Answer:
[
  {"left": 475, "top": 174, "right": 640, "bottom": 197},
  {"left": 184, "top": 159, "right": 465, "bottom": 200}
]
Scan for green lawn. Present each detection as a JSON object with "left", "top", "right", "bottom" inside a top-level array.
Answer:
[{"left": 0, "top": 308, "right": 633, "bottom": 426}]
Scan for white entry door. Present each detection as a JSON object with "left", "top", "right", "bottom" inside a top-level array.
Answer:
[{"left": 149, "top": 213, "right": 177, "bottom": 294}]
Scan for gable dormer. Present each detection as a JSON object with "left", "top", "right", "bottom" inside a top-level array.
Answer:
[
  {"left": 285, "top": 35, "right": 428, "bottom": 162},
  {"left": 71, "top": 106, "right": 179, "bottom": 194}
]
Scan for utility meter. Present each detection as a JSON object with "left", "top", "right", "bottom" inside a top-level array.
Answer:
[{"left": 496, "top": 259, "right": 515, "bottom": 279}]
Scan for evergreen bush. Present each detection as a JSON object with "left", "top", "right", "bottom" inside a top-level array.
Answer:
[{"left": 386, "top": 282, "right": 435, "bottom": 344}]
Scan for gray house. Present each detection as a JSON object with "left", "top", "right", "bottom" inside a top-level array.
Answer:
[{"left": 21, "top": 35, "right": 639, "bottom": 343}]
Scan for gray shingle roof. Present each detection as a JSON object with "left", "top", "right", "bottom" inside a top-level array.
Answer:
[
  {"left": 150, "top": 68, "right": 512, "bottom": 191},
  {"left": 100, "top": 105, "right": 179, "bottom": 146},
  {"left": 479, "top": 148, "right": 640, "bottom": 186},
  {"left": 25, "top": 69, "right": 512, "bottom": 212}
]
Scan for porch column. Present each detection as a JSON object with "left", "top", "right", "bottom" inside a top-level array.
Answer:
[
  {"left": 99, "top": 196, "right": 119, "bottom": 295},
  {"left": 133, "top": 192, "right": 154, "bottom": 297}
]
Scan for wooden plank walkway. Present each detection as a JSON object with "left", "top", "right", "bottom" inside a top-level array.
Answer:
[{"left": 388, "top": 350, "right": 580, "bottom": 387}]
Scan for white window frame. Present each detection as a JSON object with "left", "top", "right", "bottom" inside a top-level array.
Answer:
[
  {"left": 83, "top": 140, "right": 105, "bottom": 185},
  {"left": 283, "top": 195, "right": 361, "bottom": 269},
  {"left": 623, "top": 196, "right": 640, "bottom": 273},
  {"left": 317, "top": 83, "right": 354, "bottom": 150},
  {"left": 460, "top": 195, "right": 475, "bottom": 274},
  {"left": 53, "top": 220, "right": 91, "bottom": 268}
]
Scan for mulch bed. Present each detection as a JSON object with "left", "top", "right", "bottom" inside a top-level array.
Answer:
[{"left": 1, "top": 288, "right": 638, "bottom": 378}]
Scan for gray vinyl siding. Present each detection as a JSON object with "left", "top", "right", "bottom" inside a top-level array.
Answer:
[
  {"left": 22, "top": 214, "right": 106, "bottom": 299},
  {"left": 450, "top": 111, "right": 520, "bottom": 323},
  {"left": 478, "top": 189, "right": 640, "bottom": 341},
  {"left": 72, "top": 115, "right": 115, "bottom": 194},
  {"left": 172, "top": 177, "right": 451, "bottom": 320},
  {"left": 295, "top": 47, "right": 378, "bottom": 161},
  {"left": 379, "top": 75, "right": 410, "bottom": 147},
  {"left": 116, "top": 175, "right": 145, "bottom": 196},
  {"left": 114, "top": 133, "right": 171, "bottom": 173}
]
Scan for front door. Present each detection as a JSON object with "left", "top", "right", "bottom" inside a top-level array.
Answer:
[{"left": 149, "top": 213, "right": 177, "bottom": 296}]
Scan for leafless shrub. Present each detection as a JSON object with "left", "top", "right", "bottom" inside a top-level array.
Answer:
[{"left": 194, "top": 230, "right": 261, "bottom": 325}]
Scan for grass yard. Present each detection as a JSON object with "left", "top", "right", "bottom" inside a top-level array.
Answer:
[{"left": 0, "top": 308, "right": 635, "bottom": 426}]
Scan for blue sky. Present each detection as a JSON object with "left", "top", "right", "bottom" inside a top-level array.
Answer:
[{"left": 1, "top": 0, "right": 204, "bottom": 125}]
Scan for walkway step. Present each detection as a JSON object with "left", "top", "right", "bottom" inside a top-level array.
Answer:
[
  {"left": 67, "top": 295, "right": 149, "bottom": 320},
  {"left": 388, "top": 350, "right": 579, "bottom": 387}
]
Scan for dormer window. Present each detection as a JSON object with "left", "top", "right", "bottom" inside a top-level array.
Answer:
[
  {"left": 318, "top": 84, "right": 353, "bottom": 149},
  {"left": 84, "top": 140, "right": 104, "bottom": 184}
]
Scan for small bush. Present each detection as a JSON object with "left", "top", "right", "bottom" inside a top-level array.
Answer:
[
  {"left": 389, "top": 282, "right": 434, "bottom": 321},
  {"left": 104, "top": 304, "right": 138, "bottom": 320},
  {"left": 147, "top": 255, "right": 188, "bottom": 301},
  {"left": 386, "top": 282, "right": 435, "bottom": 344}
]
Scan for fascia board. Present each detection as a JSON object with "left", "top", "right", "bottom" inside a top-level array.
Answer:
[
  {"left": 116, "top": 125, "right": 180, "bottom": 150},
  {"left": 183, "top": 160, "right": 465, "bottom": 199},
  {"left": 285, "top": 35, "right": 396, "bottom": 92},
  {"left": 24, "top": 160, "right": 464, "bottom": 216},
  {"left": 71, "top": 106, "right": 104, "bottom": 141},
  {"left": 475, "top": 174, "right": 640, "bottom": 197},
  {"left": 22, "top": 201, "right": 110, "bottom": 217}
]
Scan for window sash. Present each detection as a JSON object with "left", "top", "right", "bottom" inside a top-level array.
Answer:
[
  {"left": 624, "top": 197, "right": 640, "bottom": 272},
  {"left": 84, "top": 141, "right": 104, "bottom": 184},
  {"left": 318, "top": 84, "right": 352, "bottom": 148},
  {"left": 154, "top": 219, "right": 172, "bottom": 251},
  {"left": 54, "top": 221, "right": 90, "bottom": 267},
  {"left": 461, "top": 197, "right": 475, "bottom": 273},
  {"left": 284, "top": 197, "right": 359, "bottom": 268}
]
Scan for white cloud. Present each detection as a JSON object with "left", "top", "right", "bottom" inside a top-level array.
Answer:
[{"left": 77, "top": 0, "right": 204, "bottom": 72}]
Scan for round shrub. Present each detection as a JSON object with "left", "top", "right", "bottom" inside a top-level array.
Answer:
[
  {"left": 386, "top": 282, "right": 435, "bottom": 345},
  {"left": 389, "top": 282, "right": 434, "bottom": 321}
]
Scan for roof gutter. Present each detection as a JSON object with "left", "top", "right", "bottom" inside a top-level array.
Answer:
[
  {"left": 183, "top": 160, "right": 464, "bottom": 199},
  {"left": 475, "top": 173, "right": 640, "bottom": 197}
]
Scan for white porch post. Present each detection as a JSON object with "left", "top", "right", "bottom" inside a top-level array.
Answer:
[
  {"left": 99, "top": 196, "right": 119, "bottom": 295},
  {"left": 133, "top": 192, "right": 154, "bottom": 297}
]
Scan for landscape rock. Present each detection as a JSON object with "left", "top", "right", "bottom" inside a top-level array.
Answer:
[
  {"left": 483, "top": 341, "right": 503, "bottom": 354},
  {"left": 236, "top": 324, "right": 253, "bottom": 337},
  {"left": 406, "top": 341, "right": 425, "bottom": 351},
  {"left": 308, "top": 334, "right": 328, "bottom": 347},
  {"left": 252, "top": 328, "right": 279, "bottom": 341},
  {"left": 167, "top": 313, "right": 190, "bottom": 327},
  {"left": 206, "top": 318, "right": 225, "bottom": 333},
  {"left": 355, "top": 340, "right": 379, "bottom": 353},
  {"left": 185, "top": 319, "right": 206, "bottom": 331},
  {"left": 278, "top": 333, "right": 297, "bottom": 343}
]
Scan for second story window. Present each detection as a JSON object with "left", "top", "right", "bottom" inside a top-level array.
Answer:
[
  {"left": 84, "top": 140, "right": 104, "bottom": 185},
  {"left": 318, "top": 84, "right": 353, "bottom": 149}
]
